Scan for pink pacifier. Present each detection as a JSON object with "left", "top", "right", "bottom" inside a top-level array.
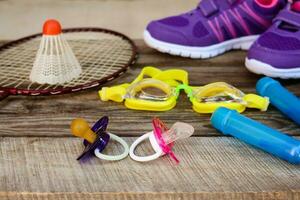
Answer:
[{"left": 129, "top": 118, "right": 194, "bottom": 164}]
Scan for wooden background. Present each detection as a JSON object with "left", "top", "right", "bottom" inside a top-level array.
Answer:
[
  {"left": 0, "top": 39, "right": 300, "bottom": 199},
  {"left": 0, "top": 0, "right": 198, "bottom": 40}
]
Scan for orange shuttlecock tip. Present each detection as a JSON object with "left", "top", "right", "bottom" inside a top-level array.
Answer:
[
  {"left": 43, "top": 19, "right": 62, "bottom": 35},
  {"left": 71, "top": 118, "right": 97, "bottom": 144}
]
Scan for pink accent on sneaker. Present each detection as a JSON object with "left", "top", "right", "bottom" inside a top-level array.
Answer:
[
  {"left": 220, "top": 12, "right": 237, "bottom": 38},
  {"left": 214, "top": 18, "right": 225, "bottom": 41},
  {"left": 240, "top": 2, "right": 271, "bottom": 27},
  {"left": 229, "top": 9, "right": 252, "bottom": 35},
  {"left": 208, "top": 19, "right": 224, "bottom": 42},
  {"left": 291, "top": 1, "right": 300, "bottom": 12},
  {"left": 255, "top": 0, "right": 278, "bottom": 8}
]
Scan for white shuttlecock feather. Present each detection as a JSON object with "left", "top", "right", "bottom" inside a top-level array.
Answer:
[{"left": 30, "top": 19, "right": 82, "bottom": 85}]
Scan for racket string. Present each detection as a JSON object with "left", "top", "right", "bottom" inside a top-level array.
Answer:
[{"left": 60, "top": 38, "right": 132, "bottom": 88}]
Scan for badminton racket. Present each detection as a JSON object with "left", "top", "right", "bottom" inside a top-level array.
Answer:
[{"left": 0, "top": 28, "right": 137, "bottom": 100}]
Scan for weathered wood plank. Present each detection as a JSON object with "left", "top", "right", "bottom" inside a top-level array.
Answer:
[
  {"left": 0, "top": 92, "right": 299, "bottom": 137},
  {"left": 0, "top": 40, "right": 299, "bottom": 137},
  {"left": 1, "top": 192, "right": 299, "bottom": 200},
  {"left": 2, "top": 192, "right": 299, "bottom": 200},
  {"left": 0, "top": 34, "right": 300, "bottom": 200},
  {"left": 0, "top": 137, "right": 300, "bottom": 200}
]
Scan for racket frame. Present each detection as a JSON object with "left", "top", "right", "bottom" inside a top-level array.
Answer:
[{"left": 0, "top": 27, "right": 138, "bottom": 98}]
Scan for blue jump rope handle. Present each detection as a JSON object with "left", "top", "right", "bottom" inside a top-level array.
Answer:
[
  {"left": 211, "top": 107, "right": 300, "bottom": 164},
  {"left": 257, "top": 77, "right": 300, "bottom": 125}
]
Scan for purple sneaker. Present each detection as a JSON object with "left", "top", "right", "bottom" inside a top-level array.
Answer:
[
  {"left": 246, "top": 2, "right": 300, "bottom": 79},
  {"left": 144, "top": 0, "right": 285, "bottom": 59}
]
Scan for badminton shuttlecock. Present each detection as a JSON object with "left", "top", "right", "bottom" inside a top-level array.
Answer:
[{"left": 30, "top": 19, "right": 82, "bottom": 84}]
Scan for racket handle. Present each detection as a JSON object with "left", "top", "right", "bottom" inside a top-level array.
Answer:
[
  {"left": 211, "top": 107, "right": 300, "bottom": 164},
  {"left": 0, "top": 90, "right": 9, "bottom": 100},
  {"left": 257, "top": 77, "right": 300, "bottom": 125}
]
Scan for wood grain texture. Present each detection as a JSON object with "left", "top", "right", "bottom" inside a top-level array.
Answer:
[
  {"left": 1, "top": 39, "right": 300, "bottom": 200},
  {"left": 0, "top": 40, "right": 299, "bottom": 137},
  {"left": 0, "top": 90, "right": 299, "bottom": 137},
  {"left": 1, "top": 137, "right": 300, "bottom": 200},
  {"left": 2, "top": 192, "right": 299, "bottom": 200}
]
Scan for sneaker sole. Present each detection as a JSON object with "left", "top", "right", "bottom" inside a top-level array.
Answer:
[
  {"left": 144, "top": 30, "right": 259, "bottom": 59},
  {"left": 245, "top": 58, "right": 300, "bottom": 79}
]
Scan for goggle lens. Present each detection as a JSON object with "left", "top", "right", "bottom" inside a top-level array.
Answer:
[
  {"left": 194, "top": 83, "right": 245, "bottom": 104},
  {"left": 126, "top": 79, "right": 173, "bottom": 102}
]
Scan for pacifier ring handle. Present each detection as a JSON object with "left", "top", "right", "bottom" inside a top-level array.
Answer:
[
  {"left": 129, "top": 132, "right": 163, "bottom": 162},
  {"left": 94, "top": 133, "right": 129, "bottom": 161}
]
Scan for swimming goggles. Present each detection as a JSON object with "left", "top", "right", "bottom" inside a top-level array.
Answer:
[{"left": 99, "top": 66, "right": 269, "bottom": 113}]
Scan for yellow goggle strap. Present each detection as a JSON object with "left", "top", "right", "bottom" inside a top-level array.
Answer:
[
  {"left": 130, "top": 66, "right": 188, "bottom": 87},
  {"left": 153, "top": 69, "right": 189, "bottom": 86},
  {"left": 243, "top": 94, "right": 270, "bottom": 111},
  {"left": 99, "top": 83, "right": 129, "bottom": 102},
  {"left": 99, "top": 66, "right": 188, "bottom": 102},
  {"left": 130, "top": 66, "right": 163, "bottom": 85}
]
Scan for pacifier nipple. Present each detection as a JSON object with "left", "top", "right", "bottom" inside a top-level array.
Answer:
[
  {"left": 162, "top": 122, "right": 194, "bottom": 144},
  {"left": 71, "top": 119, "right": 97, "bottom": 143}
]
